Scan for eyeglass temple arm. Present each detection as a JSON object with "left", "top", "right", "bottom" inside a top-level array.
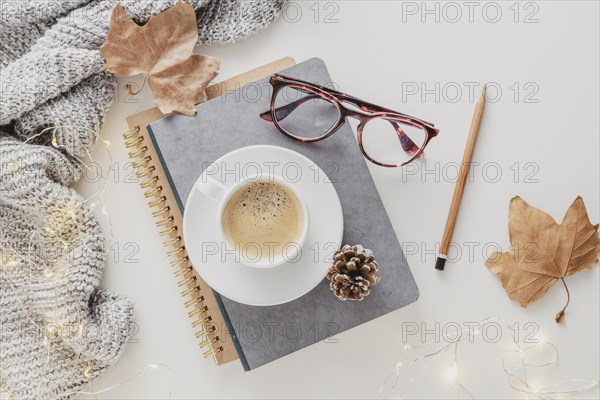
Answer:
[
  {"left": 315, "top": 83, "right": 435, "bottom": 127},
  {"left": 272, "top": 75, "right": 436, "bottom": 128},
  {"left": 259, "top": 94, "right": 321, "bottom": 122}
]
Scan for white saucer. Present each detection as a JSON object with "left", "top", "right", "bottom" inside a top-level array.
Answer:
[{"left": 183, "top": 145, "right": 344, "bottom": 306}]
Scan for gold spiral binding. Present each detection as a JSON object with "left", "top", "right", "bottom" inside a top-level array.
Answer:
[
  {"left": 170, "top": 256, "right": 188, "bottom": 267},
  {"left": 181, "top": 285, "right": 201, "bottom": 297},
  {"left": 163, "top": 235, "right": 182, "bottom": 247},
  {"left": 177, "top": 275, "right": 196, "bottom": 287},
  {"left": 123, "top": 126, "right": 140, "bottom": 140},
  {"left": 128, "top": 146, "right": 148, "bottom": 159},
  {"left": 185, "top": 295, "right": 204, "bottom": 308},
  {"left": 192, "top": 315, "right": 212, "bottom": 328},
  {"left": 174, "top": 266, "right": 193, "bottom": 278},
  {"left": 195, "top": 325, "right": 216, "bottom": 338},
  {"left": 125, "top": 136, "right": 144, "bottom": 148},
  {"left": 156, "top": 216, "right": 174, "bottom": 227},
  {"left": 188, "top": 306, "right": 208, "bottom": 318},
  {"left": 148, "top": 196, "right": 167, "bottom": 208},
  {"left": 203, "top": 346, "right": 223, "bottom": 358},
  {"left": 136, "top": 165, "right": 155, "bottom": 179},
  {"left": 124, "top": 124, "right": 223, "bottom": 362},
  {"left": 199, "top": 336, "right": 219, "bottom": 349},
  {"left": 152, "top": 206, "right": 171, "bottom": 218},
  {"left": 167, "top": 247, "right": 185, "bottom": 257},
  {"left": 160, "top": 226, "right": 177, "bottom": 236},
  {"left": 144, "top": 186, "right": 163, "bottom": 198},
  {"left": 132, "top": 156, "right": 152, "bottom": 168},
  {"left": 140, "top": 176, "right": 159, "bottom": 188}
]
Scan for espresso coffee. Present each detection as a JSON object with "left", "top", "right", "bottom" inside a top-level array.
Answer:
[{"left": 222, "top": 180, "right": 304, "bottom": 262}]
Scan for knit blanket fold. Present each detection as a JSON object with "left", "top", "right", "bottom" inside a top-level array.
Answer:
[{"left": 0, "top": 1, "right": 284, "bottom": 398}]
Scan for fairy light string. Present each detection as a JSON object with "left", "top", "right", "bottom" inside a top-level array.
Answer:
[
  {"left": 0, "top": 126, "right": 173, "bottom": 398},
  {"left": 3, "top": 127, "right": 598, "bottom": 398},
  {"left": 79, "top": 363, "right": 174, "bottom": 397},
  {"left": 380, "top": 317, "right": 599, "bottom": 399}
]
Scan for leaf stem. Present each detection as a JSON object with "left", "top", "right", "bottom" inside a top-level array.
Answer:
[
  {"left": 555, "top": 278, "right": 570, "bottom": 323},
  {"left": 124, "top": 77, "right": 147, "bottom": 96}
]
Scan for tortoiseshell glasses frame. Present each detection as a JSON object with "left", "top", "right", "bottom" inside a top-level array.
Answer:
[{"left": 260, "top": 74, "right": 440, "bottom": 168}]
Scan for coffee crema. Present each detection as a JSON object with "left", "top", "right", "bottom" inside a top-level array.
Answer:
[{"left": 222, "top": 180, "right": 304, "bottom": 262}]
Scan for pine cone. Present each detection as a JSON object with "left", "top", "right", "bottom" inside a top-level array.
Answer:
[{"left": 326, "top": 245, "right": 380, "bottom": 301}]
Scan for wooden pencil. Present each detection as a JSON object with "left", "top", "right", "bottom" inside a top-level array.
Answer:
[{"left": 435, "top": 86, "right": 487, "bottom": 271}]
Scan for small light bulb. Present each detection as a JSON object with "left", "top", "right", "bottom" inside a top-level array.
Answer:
[
  {"left": 396, "top": 362, "right": 403, "bottom": 368},
  {"left": 537, "top": 335, "right": 545, "bottom": 345},
  {"left": 1, "top": 390, "right": 15, "bottom": 400},
  {"left": 101, "top": 206, "right": 108, "bottom": 215},
  {"left": 103, "top": 139, "right": 111, "bottom": 148},
  {"left": 72, "top": 323, "right": 83, "bottom": 337},
  {"left": 0, "top": 253, "right": 17, "bottom": 269},
  {"left": 46, "top": 324, "right": 62, "bottom": 338},
  {"left": 444, "top": 363, "right": 458, "bottom": 383},
  {"left": 403, "top": 344, "right": 412, "bottom": 351}
]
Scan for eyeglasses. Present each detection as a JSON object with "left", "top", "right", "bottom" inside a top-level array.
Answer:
[{"left": 260, "top": 74, "right": 440, "bottom": 168}]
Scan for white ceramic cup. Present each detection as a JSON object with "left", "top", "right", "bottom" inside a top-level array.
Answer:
[{"left": 195, "top": 173, "right": 309, "bottom": 268}]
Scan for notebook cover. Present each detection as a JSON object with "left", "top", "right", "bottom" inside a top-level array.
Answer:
[
  {"left": 124, "top": 57, "right": 296, "bottom": 365},
  {"left": 147, "top": 58, "right": 420, "bottom": 370}
]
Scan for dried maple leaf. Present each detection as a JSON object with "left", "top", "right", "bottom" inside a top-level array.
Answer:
[
  {"left": 485, "top": 196, "right": 599, "bottom": 323},
  {"left": 99, "top": 2, "right": 220, "bottom": 115}
]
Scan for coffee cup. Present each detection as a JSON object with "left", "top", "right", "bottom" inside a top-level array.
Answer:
[{"left": 195, "top": 173, "right": 309, "bottom": 268}]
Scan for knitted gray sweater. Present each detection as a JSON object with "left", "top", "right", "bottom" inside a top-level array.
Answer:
[{"left": 0, "top": 1, "right": 284, "bottom": 398}]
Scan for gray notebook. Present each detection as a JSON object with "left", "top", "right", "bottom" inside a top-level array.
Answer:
[{"left": 147, "top": 58, "right": 419, "bottom": 370}]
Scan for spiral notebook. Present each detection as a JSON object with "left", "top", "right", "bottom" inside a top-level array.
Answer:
[{"left": 124, "top": 57, "right": 419, "bottom": 370}]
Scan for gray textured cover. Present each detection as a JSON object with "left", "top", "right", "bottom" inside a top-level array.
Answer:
[{"left": 148, "top": 58, "right": 419, "bottom": 370}]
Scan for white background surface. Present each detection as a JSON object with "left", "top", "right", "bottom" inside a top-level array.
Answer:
[{"left": 75, "top": 1, "right": 599, "bottom": 398}]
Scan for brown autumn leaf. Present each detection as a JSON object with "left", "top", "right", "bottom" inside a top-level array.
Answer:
[
  {"left": 485, "top": 196, "right": 599, "bottom": 323},
  {"left": 99, "top": 2, "right": 220, "bottom": 115}
]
